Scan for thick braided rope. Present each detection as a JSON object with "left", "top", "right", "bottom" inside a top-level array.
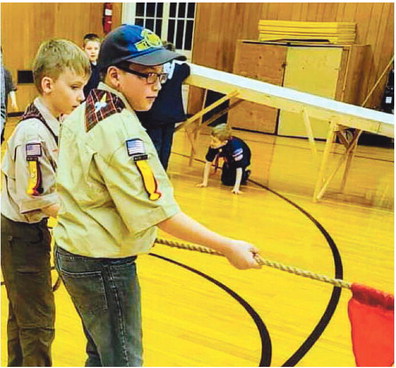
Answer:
[{"left": 155, "top": 237, "right": 351, "bottom": 289}]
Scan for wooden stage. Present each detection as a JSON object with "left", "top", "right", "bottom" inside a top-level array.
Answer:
[{"left": 1, "top": 120, "right": 394, "bottom": 366}]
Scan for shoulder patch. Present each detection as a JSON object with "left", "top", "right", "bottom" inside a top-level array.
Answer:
[
  {"left": 85, "top": 89, "right": 125, "bottom": 132},
  {"left": 126, "top": 139, "right": 148, "bottom": 161},
  {"left": 233, "top": 147, "right": 244, "bottom": 161},
  {"left": 26, "top": 143, "right": 42, "bottom": 161}
]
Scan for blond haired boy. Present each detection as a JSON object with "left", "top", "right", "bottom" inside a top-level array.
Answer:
[
  {"left": 1, "top": 39, "right": 90, "bottom": 366},
  {"left": 198, "top": 123, "right": 252, "bottom": 194}
]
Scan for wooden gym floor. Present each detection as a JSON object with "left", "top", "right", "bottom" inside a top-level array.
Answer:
[{"left": 1, "top": 117, "right": 394, "bottom": 366}]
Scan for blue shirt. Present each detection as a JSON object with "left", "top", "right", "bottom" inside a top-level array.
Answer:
[
  {"left": 206, "top": 136, "right": 251, "bottom": 169},
  {"left": 84, "top": 62, "right": 101, "bottom": 98}
]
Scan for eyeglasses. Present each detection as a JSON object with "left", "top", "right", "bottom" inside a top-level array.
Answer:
[{"left": 117, "top": 65, "right": 168, "bottom": 85}]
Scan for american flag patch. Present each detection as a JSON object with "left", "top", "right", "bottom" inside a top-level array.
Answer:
[
  {"left": 126, "top": 139, "right": 148, "bottom": 161},
  {"left": 26, "top": 143, "right": 42, "bottom": 160}
]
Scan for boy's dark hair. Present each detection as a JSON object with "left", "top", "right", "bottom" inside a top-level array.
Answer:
[{"left": 162, "top": 41, "right": 176, "bottom": 52}]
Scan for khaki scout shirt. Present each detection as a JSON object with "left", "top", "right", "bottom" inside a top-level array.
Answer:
[
  {"left": 1, "top": 97, "right": 59, "bottom": 223},
  {"left": 53, "top": 83, "right": 180, "bottom": 258}
]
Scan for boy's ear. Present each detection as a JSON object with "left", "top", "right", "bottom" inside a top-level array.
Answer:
[
  {"left": 108, "top": 66, "right": 119, "bottom": 80},
  {"left": 41, "top": 76, "right": 54, "bottom": 94},
  {"left": 106, "top": 66, "right": 120, "bottom": 88}
]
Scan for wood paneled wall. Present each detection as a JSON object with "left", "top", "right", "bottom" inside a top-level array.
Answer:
[
  {"left": 1, "top": 3, "right": 122, "bottom": 111},
  {"left": 1, "top": 3, "right": 393, "bottom": 116},
  {"left": 191, "top": 2, "right": 394, "bottom": 112}
]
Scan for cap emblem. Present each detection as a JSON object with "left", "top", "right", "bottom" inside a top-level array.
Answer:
[{"left": 135, "top": 29, "right": 162, "bottom": 51}]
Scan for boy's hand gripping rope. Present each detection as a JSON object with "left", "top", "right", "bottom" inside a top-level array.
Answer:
[{"left": 154, "top": 237, "right": 351, "bottom": 289}]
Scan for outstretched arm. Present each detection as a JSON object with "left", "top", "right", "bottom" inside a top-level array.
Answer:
[
  {"left": 197, "top": 161, "right": 212, "bottom": 187},
  {"left": 232, "top": 167, "right": 243, "bottom": 194},
  {"left": 158, "top": 211, "right": 261, "bottom": 270}
]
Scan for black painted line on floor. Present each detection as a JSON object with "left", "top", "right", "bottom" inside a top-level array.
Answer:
[
  {"left": 247, "top": 178, "right": 344, "bottom": 367},
  {"left": 173, "top": 152, "right": 344, "bottom": 366},
  {"left": 1, "top": 253, "right": 272, "bottom": 365},
  {"left": 149, "top": 252, "right": 272, "bottom": 366}
]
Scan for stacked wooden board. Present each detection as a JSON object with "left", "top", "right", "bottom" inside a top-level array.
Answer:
[{"left": 258, "top": 20, "right": 356, "bottom": 44}]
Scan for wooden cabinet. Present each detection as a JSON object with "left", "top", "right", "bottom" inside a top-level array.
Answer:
[{"left": 228, "top": 40, "right": 370, "bottom": 139}]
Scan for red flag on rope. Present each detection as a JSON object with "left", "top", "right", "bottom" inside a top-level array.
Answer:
[{"left": 348, "top": 283, "right": 394, "bottom": 366}]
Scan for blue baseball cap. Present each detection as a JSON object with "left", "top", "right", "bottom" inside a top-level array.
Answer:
[{"left": 98, "top": 24, "right": 186, "bottom": 70}]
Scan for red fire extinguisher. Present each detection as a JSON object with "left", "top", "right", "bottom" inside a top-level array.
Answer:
[{"left": 103, "top": 3, "right": 113, "bottom": 34}]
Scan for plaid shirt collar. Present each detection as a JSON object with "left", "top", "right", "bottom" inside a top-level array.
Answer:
[
  {"left": 22, "top": 97, "right": 60, "bottom": 137},
  {"left": 97, "top": 82, "right": 134, "bottom": 112},
  {"left": 85, "top": 82, "right": 138, "bottom": 133}
]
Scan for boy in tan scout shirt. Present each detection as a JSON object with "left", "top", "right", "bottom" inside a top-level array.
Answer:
[
  {"left": 1, "top": 39, "right": 90, "bottom": 366},
  {"left": 53, "top": 24, "right": 261, "bottom": 367}
]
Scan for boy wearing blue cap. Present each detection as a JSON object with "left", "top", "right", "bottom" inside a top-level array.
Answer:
[{"left": 53, "top": 24, "right": 261, "bottom": 367}]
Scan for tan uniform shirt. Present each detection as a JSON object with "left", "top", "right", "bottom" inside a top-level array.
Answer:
[
  {"left": 1, "top": 97, "right": 59, "bottom": 223},
  {"left": 53, "top": 83, "right": 180, "bottom": 258}
]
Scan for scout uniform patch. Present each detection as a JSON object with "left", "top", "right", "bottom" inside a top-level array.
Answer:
[
  {"left": 21, "top": 103, "right": 56, "bottom": 197},
  {"left": 126, "top": 138, "right": 161, "bottom": 201},
  {"left": 26, "top": 143, "right": 43, "bottom": 196},
  {"left": 85, "top": 89, "right": 125, "bottom": 132}
]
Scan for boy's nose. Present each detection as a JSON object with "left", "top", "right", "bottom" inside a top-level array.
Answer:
[
  {"left": 153, "top": 78, "right": 162, "bottom": 92},
  {"left": 78, "top": 89, "right": 85, "bottom": 101}
]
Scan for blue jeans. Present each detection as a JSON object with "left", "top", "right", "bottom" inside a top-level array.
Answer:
[{"left": 54, "top": 246, "right": 142, "bottom": 367}]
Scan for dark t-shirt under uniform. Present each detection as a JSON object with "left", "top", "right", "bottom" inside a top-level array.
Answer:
[{"left": 84, "top": 62, "right": 100, "bottom": 98}]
